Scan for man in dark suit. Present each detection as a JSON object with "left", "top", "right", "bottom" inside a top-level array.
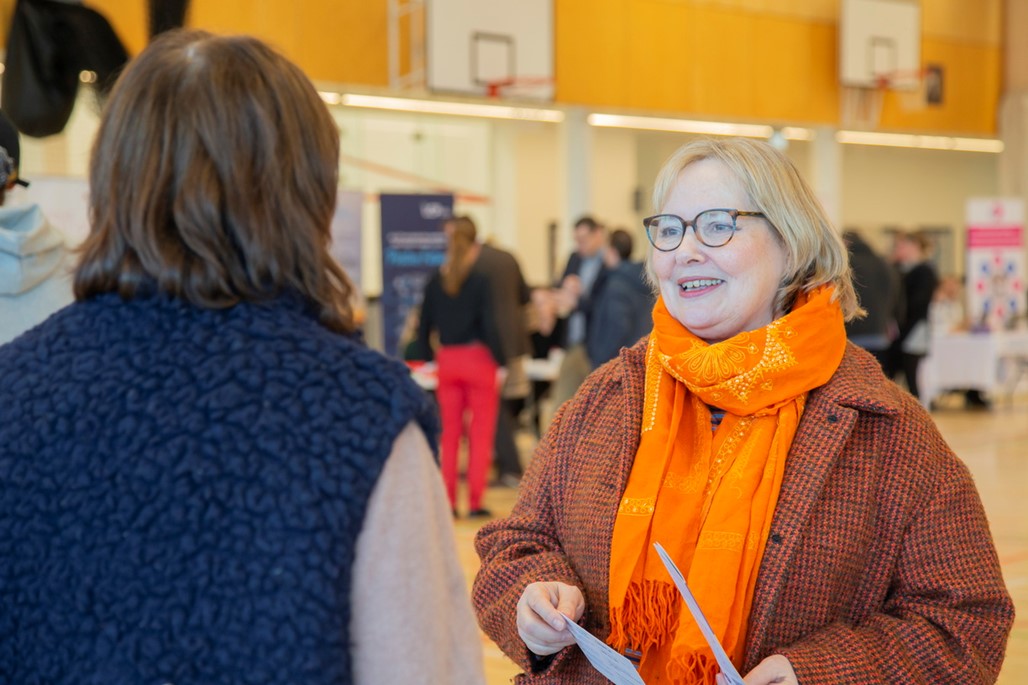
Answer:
[{"left": 550, "top": 215, "right": 607, "bottom": 408}]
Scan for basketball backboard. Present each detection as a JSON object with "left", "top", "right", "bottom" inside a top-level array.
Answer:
[
  {"left": 426, "top": 0, "right": 554, "bottom": 101},
  {"left": 839, "top": 0, "right": 921, "bottom": 90}
]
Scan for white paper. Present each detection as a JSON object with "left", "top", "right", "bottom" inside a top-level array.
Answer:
[
  {"left": 653, "top": 542, "right": 746, "bottom": 685},
  {"left": 563, "top": 617, "right": 647, "bottom": 685}
]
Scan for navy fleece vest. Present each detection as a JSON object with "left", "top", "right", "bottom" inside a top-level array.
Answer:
[{"left": 0, "top": 294, "right": 438, "bottom": 685}]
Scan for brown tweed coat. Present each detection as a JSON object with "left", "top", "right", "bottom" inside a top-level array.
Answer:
[{"left": 473, "top": 340, "right": 1014, "bottom": 684}]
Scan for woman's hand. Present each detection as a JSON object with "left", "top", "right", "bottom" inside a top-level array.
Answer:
[
  {"left": 516, "top": 581, "right": 586, "bottom": 656},
  {"left": 717, "top": 654, "right": 797, "bottom": 685}
]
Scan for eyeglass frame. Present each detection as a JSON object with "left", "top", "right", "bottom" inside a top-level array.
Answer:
[{"left": 642, "top": 208, "right": 768, "bottom": 251}]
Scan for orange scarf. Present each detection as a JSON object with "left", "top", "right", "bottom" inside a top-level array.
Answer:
[{"left": 607, "top": 286, "right": 846, "bottom": 683}]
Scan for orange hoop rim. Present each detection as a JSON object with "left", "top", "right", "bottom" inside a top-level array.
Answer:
[{"left": 483, "top": 75, "right": 554, "bottom": 98}]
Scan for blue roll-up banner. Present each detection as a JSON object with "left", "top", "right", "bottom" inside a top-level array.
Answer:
[{"left": 379, "top": 193, "right": 453, "bottom": 356}]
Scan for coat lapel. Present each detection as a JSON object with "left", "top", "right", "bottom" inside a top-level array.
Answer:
[
  {"left": 742, "top": 345, "right": 901, "bottom": 667},
  {"left": 742, "top": 374, "right": 858, "bottom": 666}
]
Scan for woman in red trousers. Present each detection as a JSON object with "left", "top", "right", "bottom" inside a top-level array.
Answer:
[{"left": 417, "top": 215, "right": 506, "bottom": 517}]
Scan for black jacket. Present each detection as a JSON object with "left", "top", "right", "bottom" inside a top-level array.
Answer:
[{"left": 586, "top": 260, "right": 655, "bottom": 368}]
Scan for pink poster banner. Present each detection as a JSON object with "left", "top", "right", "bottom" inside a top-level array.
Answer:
[
  {"left": 967, "top": 226, "right": 1024, "bottom": 249},
  {"left": 965, "top": 198, "right": 1026, "bottom": 329}
]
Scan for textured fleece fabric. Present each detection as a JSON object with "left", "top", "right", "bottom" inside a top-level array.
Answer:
[{"left": 0, "top": 293, "right": 438, "bottom": 685}]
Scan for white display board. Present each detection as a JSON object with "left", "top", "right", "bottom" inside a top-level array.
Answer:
[
  {"left": 965, "top": 198, "right": 1026, "bottom": 330},
  {"left": 839, "top": 0, "right": 921, "bottom": 89},
  {"left": 426, "top": 0, "right": 554, "bottom": 100}
]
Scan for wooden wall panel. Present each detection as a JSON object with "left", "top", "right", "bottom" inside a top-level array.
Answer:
[
  {"left": 11, "top": 0, "right": 392, "bottom": 87},
  {"left": 878, "top": 39, "right": 1001, "bottom": 134},
  {"left": 187, "top": 0, "right": 389, "bottom": 85},
  {"left": 555, "top": 0, "right": 1000, "bottom": 133},
  {"left": 557, "top": 0, "right": 840, "bottom": 124},
  {"left": 0, "top": 0, "right": 1004, "bottom": 134}
]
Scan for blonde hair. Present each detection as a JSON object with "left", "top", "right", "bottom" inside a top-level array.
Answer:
[{"left": 650, "top": 137, "right": 861, "bottom": 321}]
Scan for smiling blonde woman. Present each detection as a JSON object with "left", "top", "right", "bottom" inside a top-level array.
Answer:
[{"left": 473, "top": 137, "right": 1012, "bottom": 685}]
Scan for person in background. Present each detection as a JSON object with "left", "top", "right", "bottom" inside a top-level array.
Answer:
[
  {"left": 0, "top": 30, "right": 484, "bottom": 685},
  {"left": 550, "top": 215, "right": 608, "bottom": 407},
  {"left": 418, "top": 215, "right": 506, "bottom": 517},
  {"left": 0, "top": 111, "right": 74, "bottom": 344},
  {"left": 887, "top": 230, "right": 939, "bottom": 401},
  {"left": 931, "top": 274, "right": 967, "bottom": 334},
  {"left": 471, "top": 232, "right": 533, "bottom": 487},
  {"left": 523, "top": 286, "right": 564, "bottom": 438},
  {"left": 842, "top": 230, "right": 898, "bottom": 368},
  {"left": 399, "top": 305, "right": 424, "bottom": 361},
  {"left": 473, "top": 137, "right": 1011, "bottom": 684},
  {"left": 587, "top": 228, "right": 655, "bottom": 369}
]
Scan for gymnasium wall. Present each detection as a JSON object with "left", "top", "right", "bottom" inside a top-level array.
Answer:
[{"left": 1, "top": 0, "right": 1004, "bottom": 133}]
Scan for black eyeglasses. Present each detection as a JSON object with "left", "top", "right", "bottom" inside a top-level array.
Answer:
[{"left": 643, "top": 209, "right": 767, "bottom": 251}]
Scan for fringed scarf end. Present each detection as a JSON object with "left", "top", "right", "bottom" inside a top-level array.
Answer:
[
  {"left": 607, "top": 579, "right": 681, "bottom": 654},
  {"left": 666, "top": 651, "right": 721, "bottom": 684}
]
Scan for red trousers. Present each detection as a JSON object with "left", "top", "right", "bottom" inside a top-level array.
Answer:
[{"left": 436, "top": 343, "right": 499, "bottom": 511}]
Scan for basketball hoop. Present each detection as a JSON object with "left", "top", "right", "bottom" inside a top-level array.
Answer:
[
  {"left": 838, "top": 0, "right": 922, "bottom": 130},
  {"left": 485, "top": 78, "right": 514, "bottom": 98},
  {"left": 841, "top": 67, "right": 927, "bottom": 130},
  {"left": 482, "top": 76, "right": 555, "bottom": 102}
]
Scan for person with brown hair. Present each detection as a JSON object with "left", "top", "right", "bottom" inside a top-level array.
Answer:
[
  {"left": 417, "top": 215, "right": 506, "bottom": 517},
  {"left": 550, "top": 215, "right": 608, "bottom": 407},
  {"left": 471, "top": 235, "right": 533, "bottom": 488},
  {"left": 586, "top": 227, "right": 655, "bottom": 369},
  {"left": 473, "top": 138, "right": 1011, "bottom": 684},
  {"left": 0, "top": 30, "right": 484, "bottom": 685}
]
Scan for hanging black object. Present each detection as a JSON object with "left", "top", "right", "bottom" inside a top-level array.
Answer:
[
  {"left": 1, "top": 0, "right": 129, "bottom": 138},
  {"left": 149, "top": 0, "right": 191, "bottom": 39}
]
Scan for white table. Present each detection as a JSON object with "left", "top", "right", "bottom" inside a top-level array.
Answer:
[
  {"left": 920, "top": 330, "right": 1028, "bottom": 406},
  {"left": 523, "top": 352, "right": 562, "bottom": 383}
]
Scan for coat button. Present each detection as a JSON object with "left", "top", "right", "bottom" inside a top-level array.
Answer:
[
  {"left": 770, "top": 533, "right": 783, "bottom": 544},
  {"left": 827, "top": 414, "right": 838, "bottom": 423}
]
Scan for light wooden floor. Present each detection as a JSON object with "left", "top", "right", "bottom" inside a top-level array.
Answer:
[{"left": 455, "top": 395, "right": 1028, "bottom": 684}]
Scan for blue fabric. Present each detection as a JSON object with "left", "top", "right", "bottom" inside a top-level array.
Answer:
[{"left": 0, "top": 293, "right": 438, "bottom": 685}]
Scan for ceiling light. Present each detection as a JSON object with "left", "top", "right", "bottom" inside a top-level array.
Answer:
[
  {"left": 319, "top": 92, "right": 564, "bottom": 123},
  {"left": 587, "top": 113, "right": 775, "bottom": 138},
  {"left": 781, "top": 127, "right": 815, "bottom": 141},
  {"left": 836, "top": 130, "right": 1003, "bottom": 153}
]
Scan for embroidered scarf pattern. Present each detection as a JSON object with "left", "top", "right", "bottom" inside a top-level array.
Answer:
[{"left": 607, "top": 286, "right": 847, "bottom": 683}]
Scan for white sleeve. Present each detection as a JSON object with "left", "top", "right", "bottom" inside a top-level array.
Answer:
[{"left": 350, "top": 421, "right": 486, "bottom": 685}]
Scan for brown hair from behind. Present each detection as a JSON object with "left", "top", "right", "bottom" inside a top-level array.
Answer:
[
  {"left": 441, "top": 215, "right": 477, "bottom": 296},
  {"left": 74, "top": 29, "right": 355, "bottom": 332},
  {"left": 894, "top": 229, "right": 933, "bottom": 255},
  {"left": 609, "top": 229, "right": 633, "bottom": 261}
]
